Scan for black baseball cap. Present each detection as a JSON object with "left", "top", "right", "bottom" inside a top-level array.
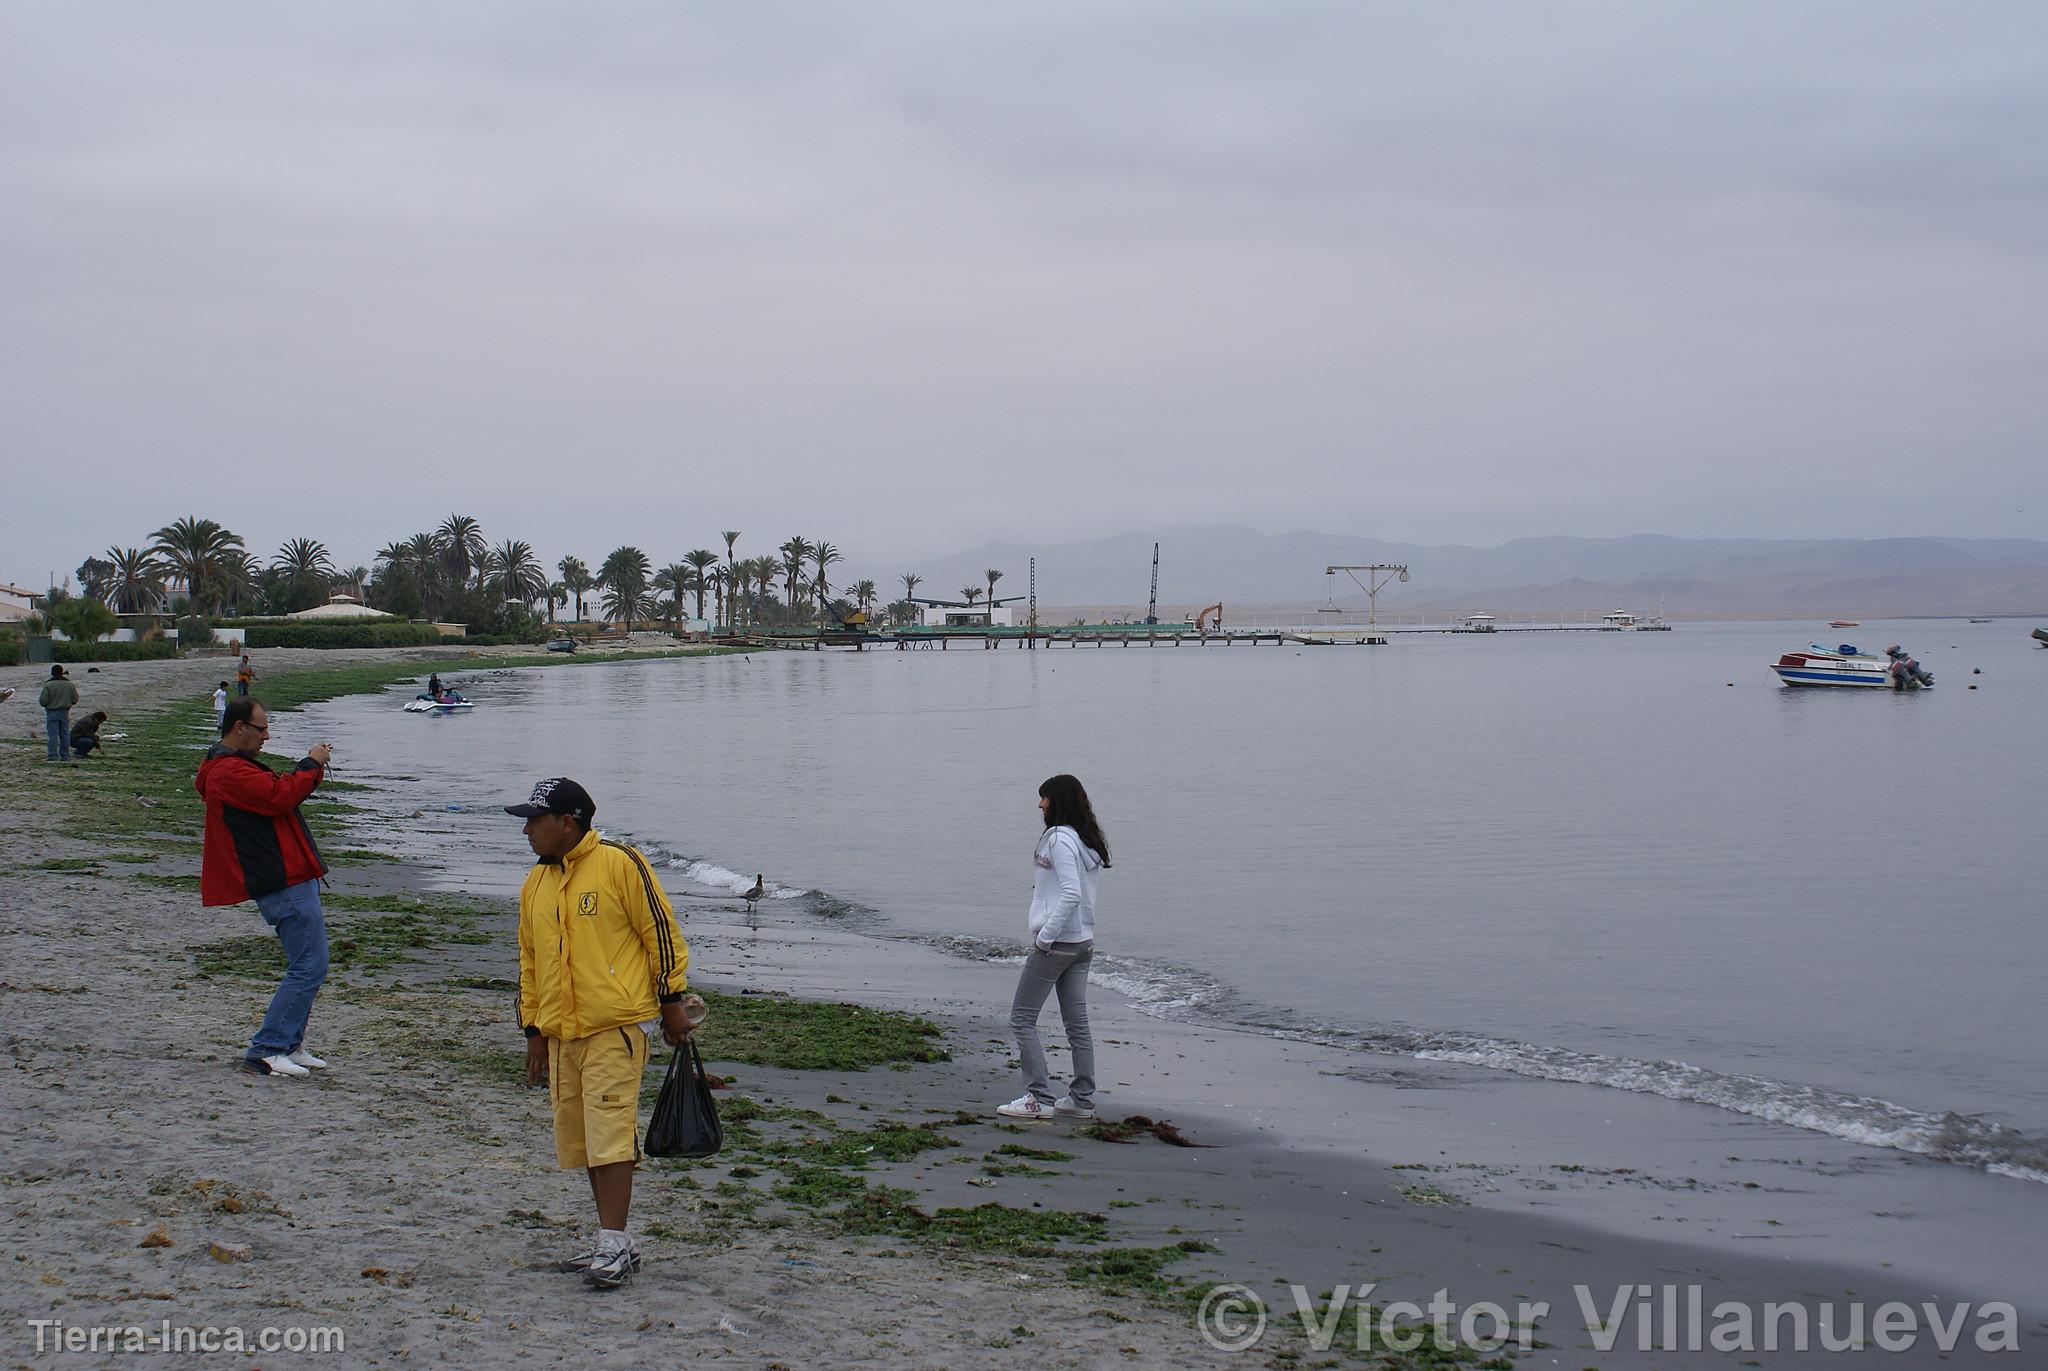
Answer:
[{"left": 504, "top": 777, "right": 596, "bottom": 824}]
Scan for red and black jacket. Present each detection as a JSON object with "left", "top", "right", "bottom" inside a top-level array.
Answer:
[{"left": 196, "top": 745, "right": 329, "bottom": 905}]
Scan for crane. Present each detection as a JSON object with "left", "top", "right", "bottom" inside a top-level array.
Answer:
[
  {"left": 1324, "top": 564, "right": 1409, "bottom": 630},
  {"left": 1146, "top": 543, "right": 1160, "bottom": 625}
]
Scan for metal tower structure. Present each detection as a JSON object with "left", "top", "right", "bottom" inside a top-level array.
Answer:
[
  {"left": 1028, "top": 557, "right": 1037, "bottom": 649},
  {"left": 1325, "top": 564, "right": 1410, "bottom": 630},
  {"left": 1145, "top": 543, "right": 1160, "bottom": 625}
]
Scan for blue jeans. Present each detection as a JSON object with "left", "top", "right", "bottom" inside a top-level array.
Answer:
[
  {"left": 247, "top": 880, "right": 329, "bottom": 1060},
  {"left": 1010, "top": 941, "right": 1096, "bottom": 1108},
  {"left": 45, "top": 709, "right": 71, "bottom": 761}
]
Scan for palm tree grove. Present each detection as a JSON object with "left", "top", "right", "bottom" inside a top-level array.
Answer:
[{"left": 21, "top": 512, "right": 1008, "bottom": 647}]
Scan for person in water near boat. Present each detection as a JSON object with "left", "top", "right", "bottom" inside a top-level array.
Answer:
[{"left": 998, "top": 773, "right": 1110, "bottom": 1123}]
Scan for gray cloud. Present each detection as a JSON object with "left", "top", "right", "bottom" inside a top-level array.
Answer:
[{"left": 3, "top": 1, "right": 2043, "bottom": 588}]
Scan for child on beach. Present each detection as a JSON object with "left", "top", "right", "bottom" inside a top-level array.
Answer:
[
  {"left": 212, "top": 682, "right": 228, "bottom": 732},
  {"left": 999, "top": 773, "right": 1109, "bottom": 1123}
]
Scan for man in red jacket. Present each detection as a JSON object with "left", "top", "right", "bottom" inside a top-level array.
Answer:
[{"left": 197, "top": 696, "right": 336, "bottom": 1078}]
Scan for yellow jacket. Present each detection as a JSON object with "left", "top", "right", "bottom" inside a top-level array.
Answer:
[{"left": 518, "top": 828, "right": 688, "bottom": 1041}]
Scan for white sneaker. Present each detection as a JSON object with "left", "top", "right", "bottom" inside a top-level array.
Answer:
[
  {"left": 252, "top": 1054, "right": 310, "bottom": 1077},
  {"left": 584, "top": 1242, "right": 639, "bottom": 1289},
  {"left": 996, "top": 1094, "right": 1052, "bottom": 1120},
  {"left": 287, "top": 1049, "right": 328, "bottom": 1070},
  {"left": 1053, "top": 1096, "right": 1096, "bottom": 1121}
]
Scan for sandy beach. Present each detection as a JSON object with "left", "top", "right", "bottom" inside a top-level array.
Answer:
[{"left": 4, "top": 649, "right": 2042, "bottom": 1369}]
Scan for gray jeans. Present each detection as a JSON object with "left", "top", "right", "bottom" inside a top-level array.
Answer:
[{"left": 1010, "top": 941, "right": 1095, "bottom": 1108}]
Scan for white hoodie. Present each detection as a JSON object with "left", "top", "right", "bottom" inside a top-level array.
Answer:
[{"left": 1027, "top": 825, "right": 1103, "bottom": 948}]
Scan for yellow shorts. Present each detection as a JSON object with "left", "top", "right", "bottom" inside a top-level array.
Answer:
[{"left": 548, "top": 1026, "right": 651, "bottom": 1170}]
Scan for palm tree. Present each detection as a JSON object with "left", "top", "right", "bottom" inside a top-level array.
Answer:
[
  {"left": 150, "top": 516, "right": 245, "bottom": 615},
  {"left": 748, "top": 557, "right": 778, "bottom": 625},
  {"left": 217, "top": 549, "right": 260, "bottom": 618},
  {"left": 900, "top": 572, "right": 921, "bottom": 604},
  {"left": 984, "top": 568, "right": 1004, "bottom": 621},
  {"left": 597, "top": 546, "right": 651, "bottom": 626},
  {"left": 557, "top": 556, "right": 592, "bottom": 622},
  {"left": 652, "top": 563, "right": 693, "bottom": 632},
  {"left": 810, "top": 541, "right": 842, "bottom": 620},
  {"left": 333, "top": 566, "right": 370, "bottom": 602},
  {"left": 546, "top": 581, "right": 568, "bottom": 624},
  {"left": 105, "top": 546, "right": 166, "bottom": 615},
  {"left": 682, "top": 549, "right": 720, "bottom": 624},
  {"left": 961, "top": 586, "right": 983, "bottom": 607},
  {"left": 485, "top": 539, "right": 547, "bottom": 608},
  {"left": 853, "top": 579, "right": 876, "bottom": 615},
  {"left": 720, "top": 532, "right": 741, "bottom": 624},
  {"left": 435, "top": 514, "right": 488, "bottom": 590},
  {"left": 777, "top": 537, "right": 810, "bottom": 610},
  {"left": 273, "top": 537, "right": 335, "bottom": 582},
  {"left": 394, "top": 532, "right": 444, "bottom": 617},
  {"left": 709, "top": 565, "right": 728, "bottom": 628}
]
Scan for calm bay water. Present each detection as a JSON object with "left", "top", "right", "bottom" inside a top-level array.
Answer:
[{"left": 301, "top": 620, "right": 2048, "bottom": 1177}]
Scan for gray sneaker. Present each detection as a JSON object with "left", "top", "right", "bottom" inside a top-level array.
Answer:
[
  {"left": 549, "top": 1242, "right": 641, "bottom": 1276},
  {"left": 1053, "top": 1096, "right": 1096, "bottom": 1121},
  {"left": 584, "top": 1244, "right": 639, "bottom": 1289}
]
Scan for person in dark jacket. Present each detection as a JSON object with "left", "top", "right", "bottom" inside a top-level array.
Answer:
[
  {"left": 38, "top": 665, "right": 79, "bottom": 762},
  {"left": 69, "top": 710, "right": 108, "bottom": 758},
  {"left": 196, "top": 696, "right": 336, "bottom": 1078}
]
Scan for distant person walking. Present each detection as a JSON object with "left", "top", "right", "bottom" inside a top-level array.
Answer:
[
  {"left": 235, "top": 655, "right": 257, "bottom": 697},
  {"left": 506, "top": 777, "right": 693, "bottom": 1290},
  {"left": 998, "top": 773, "right": 1110, "bottom": 1122},
  {"left": 197, "top": 696, "right": 335, "bottom": 1078},
  {"left": 212, "top": 681, "right": 229, "bottom": 731},
  {"left": 38, "top": 665, "right": 79, "bottom": 762}
]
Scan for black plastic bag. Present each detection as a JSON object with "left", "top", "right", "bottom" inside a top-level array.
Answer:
[{"left": 645, "top": 1039, "right": 722, "bottom": 1159}]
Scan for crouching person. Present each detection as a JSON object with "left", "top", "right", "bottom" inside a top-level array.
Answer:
[{"left": 506, "top": 777, "right": 693, "bottom": 1289}]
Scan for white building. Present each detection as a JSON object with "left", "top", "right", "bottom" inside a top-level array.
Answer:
[
  {"left": 922, "top": 604, "right": 1014, "bottom": 628},
  {"left": 0, "top": 582, "right": 34, "bottom": 625}
]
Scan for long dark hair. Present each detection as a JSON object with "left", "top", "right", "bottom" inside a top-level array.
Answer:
[{"left": 1039, "top": 774, "right": 1110, "bottom": 867}]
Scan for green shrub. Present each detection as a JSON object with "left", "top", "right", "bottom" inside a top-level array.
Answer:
[
  {"left": 241, "top": 622, "right": 445, "bottom": 650},
  {"left": 177, "top": 614, "right": 214, "bottom": 648},
  {"left": 0, "top": 637, "right": 20, "bottom": 667},
  {"left": 48, "top": 597, "right": 120, "bottom": 642},
  {"left": 50, "top": 639, "right": 179, "bottom": 663}
]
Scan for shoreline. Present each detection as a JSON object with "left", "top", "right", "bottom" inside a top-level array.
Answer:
[{"left": 4, "top": 649, "right": 2043, "bottom": 1367}]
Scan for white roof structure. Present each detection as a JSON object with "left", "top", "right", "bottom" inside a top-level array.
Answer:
[{"left": 288, "top": 599, "right": 397, "bottom": 620}]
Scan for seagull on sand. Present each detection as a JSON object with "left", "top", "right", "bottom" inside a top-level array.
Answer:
[
  {"left": 741, "top": 875, "right": 765, "bottom": 913},
  {"left": 135, "top": 794, "right": 160, "bottom": 809}
]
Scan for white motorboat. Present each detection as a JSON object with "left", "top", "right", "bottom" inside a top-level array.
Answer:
[
  {"left": 1770, "top": 644, "right": 1888, "bottom": 688},
  {"left": 403, "top": 696, "right": 475, "bottom": 714}
]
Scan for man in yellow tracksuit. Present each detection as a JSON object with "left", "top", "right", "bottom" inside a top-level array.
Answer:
[{"left": 506, "top": 776, "right": 691, "bottom": 1289}]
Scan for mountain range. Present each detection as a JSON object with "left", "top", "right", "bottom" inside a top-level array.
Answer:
[{"left": 894, "top": 527, "right": 2048, "bottom": 619}]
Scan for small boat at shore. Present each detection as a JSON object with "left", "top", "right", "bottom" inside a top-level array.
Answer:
[
  {"left": 1772, "top": 645, "right": 1889, "bottom": 688},
  {"left": 2034, "top": 627, "right": 2048, "bottom": 648},
  {"left": 1829, "top": 619, "right": 1859, "bottom": 628}
]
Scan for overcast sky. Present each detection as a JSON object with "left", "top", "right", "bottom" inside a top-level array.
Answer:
[{"left": 4, "top": 1, "right": 2044, "bottom": 588}]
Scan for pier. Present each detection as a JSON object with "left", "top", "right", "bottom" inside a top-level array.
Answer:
[{"left": 729, "top": 614, "right": 1668, "bottom": 651}]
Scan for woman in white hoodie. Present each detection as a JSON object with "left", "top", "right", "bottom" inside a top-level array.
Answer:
[{"left": 998, "top": 774, "right": 1110, "bottom": 1122}]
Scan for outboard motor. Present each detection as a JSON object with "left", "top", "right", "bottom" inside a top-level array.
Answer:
[{"left": 1885, "top": 644, "right": 1934, "bottom": 690}]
